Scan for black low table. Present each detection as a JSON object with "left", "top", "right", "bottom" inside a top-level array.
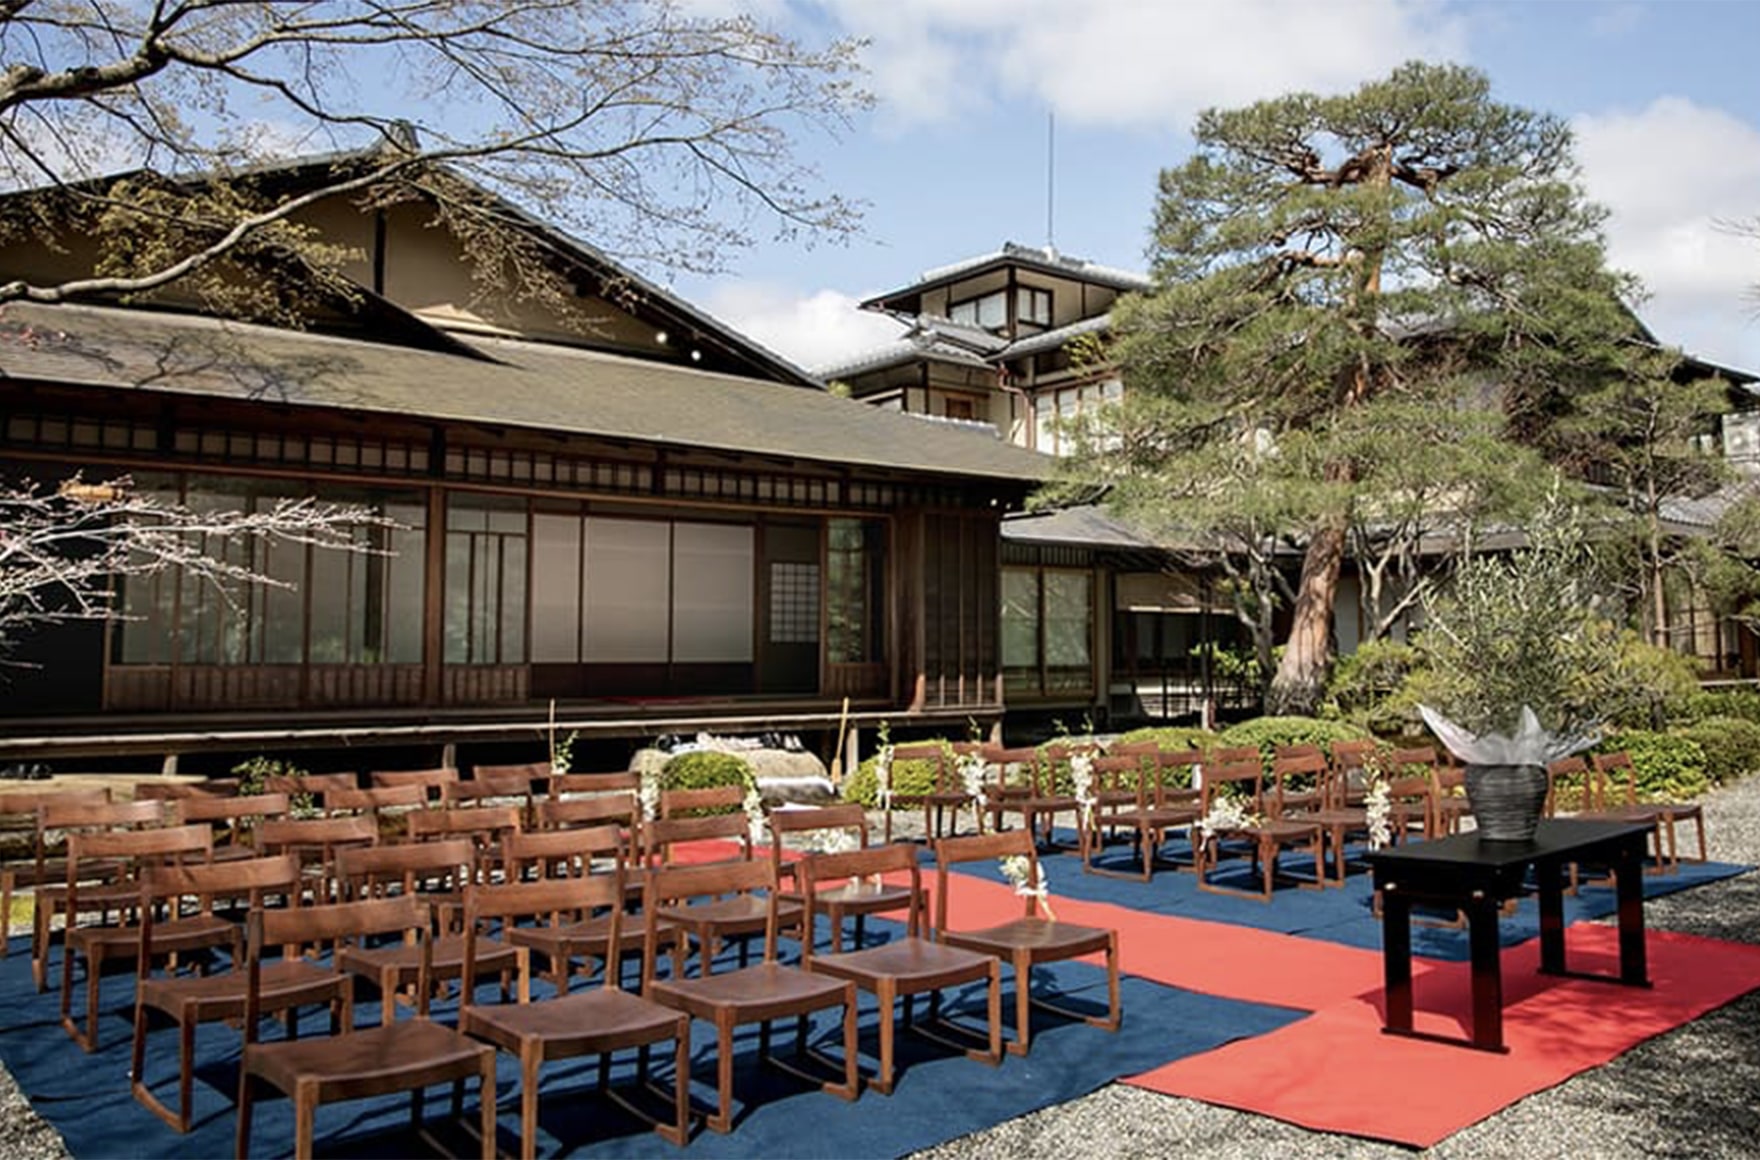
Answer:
[{"left": 1366, "top": 818, "right": 1652, "bottom": 1052}]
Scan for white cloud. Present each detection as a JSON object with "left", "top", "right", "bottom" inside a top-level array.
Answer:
[
  {"left": 1575, "top": 97, "right": 1760, "bottom": 370},
  {"left": 815, "top": 0, "right": 1466, "bottom": 130},
  {"left": 697, "top": 282, "right": 905, "bottom": 372}
]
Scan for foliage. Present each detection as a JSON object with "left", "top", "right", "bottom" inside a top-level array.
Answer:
[
  {"left": 232, "top": 754, "right": 315, "bottom": 815},
  {"left": 1594, "top": 634, "right": 1702, "bottom": 729},
  {"left": 658, "top": 751, "right": 755, "bottom": 810},
  {"left": 1049, "top": 61, "right": 1640, "bottom": 716},
  {"left": 1323, "top": 640, "right": 1426, "bottom": 733},
  {"left": 1216, "top": 716, "right": 1372, "bottom": 768},
  {"left": 1419, "top": 495, "right": 1637, "bottom": 737},
  {"left": 1673, "top": 717, "right": 1760, "bottom": 786},
  {"left": 1595, "top": 731, "right": 1712, "bottom": 801},
  {"left": 842, "top": 744, "right": 949, "bottom": 809},
  {"left": 0, "top": 1, "right": 866, "bottom": 317},
  {"left": 1114, "top": 726, "right": 1222, "bottom": 751},
  {"left": 1678, "top": 688, "right": 1760, "bottom": 726}
]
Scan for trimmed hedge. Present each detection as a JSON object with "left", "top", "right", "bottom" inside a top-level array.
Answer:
[
  {"left": 1594, "top": 730, "right": 1711, "bottom": 801},
  {"left": 1113, "top": 726, "right": 1222, "bottom": 752},
  {"left": 1678, "top": 689, "right": 1760, "bottom": 727},
  {"left": 1217, "top": 717, "right": 1373, "bottom": 766},
  {"left": 659, "top": 751, "right": 755, "bottom": 814},
  {"left": 1673, "top": 716, "right": 1760, "bottom": 786},
  {"left": 841, "top": 742, "right": 950, "bottom": 809}
]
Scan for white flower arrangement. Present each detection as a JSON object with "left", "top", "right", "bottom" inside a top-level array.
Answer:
[
  {"left": 1364, "top": 774, "right": 1393, "bottom": 850},
  {"left": 1196, "top": 796, "right": 1261, "bottom": 843},
  {"left": 874, "top": 743, "right": 895, "bottom": 811},
  {"left": 743, "top": 784, "right": 767, "bottom": 844},
  {"left": 998, "top": 853, "right": 1057, "bottom": 920},
  {"left": 638, "top": 766, "right": 662, "bottom": 822},
  {"left": 957, "top": 751, "right": 989, "bottom": 801},
  {"left": 1069, "top": 752, "right": 1097, "bottom": 826},
  {"left": 810, "top": 826, "right": 860, "bottom": 855}
]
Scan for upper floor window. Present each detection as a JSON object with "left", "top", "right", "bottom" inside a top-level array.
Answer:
[
  {"left": 1017, "top": 286, "right": 1051, "bottom": 327},
  {"left": 948, "top": 290, "right": 1006, "bottom": 330}
]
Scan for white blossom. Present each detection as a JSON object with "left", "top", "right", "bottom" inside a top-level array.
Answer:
[{"left": 874, "top": 744, "right": 895, "bottom": 811}]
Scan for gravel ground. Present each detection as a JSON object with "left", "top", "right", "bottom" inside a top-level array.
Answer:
[{"left": 2, "top": 786, "right": 1755, "bottom": 1159}]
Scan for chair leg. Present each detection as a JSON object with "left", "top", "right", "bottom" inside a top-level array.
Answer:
[
  {"left": 663, "top": 1019, "right": 693, "bottom": 1146},
  {"left": 479, "top": 1049, "right": 497, "bottom": 1160},
  {"left": 521, "top": 1048, "right": 540, "bottom": 1160},
  {"left": 876, "top": 979, "right": 897, "bottom": 1095},
  {"left": 710, "top": 1015, "right": 736, "bottom": 1133},
  {"left": 235, "top": 1072, "right": 254, "bottom": 1160},
  {"left": 295, "top": 1095, "right": 316, "bottom": 1160},
  {"left": 984, "top": 958, "right": 1003, "bottom": 1064},
  {"left": 1009, "top": 952, "right": 1032, "bottom": 1057}
]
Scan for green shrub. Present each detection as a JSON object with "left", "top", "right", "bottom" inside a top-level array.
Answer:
[
  {"left": 1113, "top": 726, "right": 1221, "bottom": 752},
  {"left": 1594, "top": 730, "right": 1711, "bottom": 801},
  {"left": 1324, "top": 640, "right": 1425, "bottom": 734},
  {"left": 841, "top": 743, "right": 950, "bottom": 809},
  {"left": 659, "top": 751, "right": 755, "bottom": 813},
  {"left": 1218, "top": 717, "right": 1372, "bottom": 769},
  {"left": 1673, "top": 716, "right": 1760, "bottom": 785},
  {"left": 1678, "top": 689, "right": 1760, "bottom": 727},
  {"left": 232, "top": 755, "right": 316, "bottom": 816},
  {"left": 1596, "top": 635, "right": 1702, "bottom": 730}
]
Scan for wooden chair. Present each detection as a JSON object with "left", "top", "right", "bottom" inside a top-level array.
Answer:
[
  {"left": 768, "top": 804, "right": 911, "bottom": 952},
  {"left": 131, "top": 854, "right": 341, "bottom": 1133},
  {"left": 267, "top": 772, "right": 360, "bottom": 813},
  {"left": 799, "top": 843, "right": 1002, "bottom": 1094},
  {"left": 933, "top": 829, "right": 1120, "bottom": 1057},
  {"left": 474, "top": 760, "right": 552, "bottom": 790},
  {"left": 548, "top": 771, "right": 641, "bottom": 799},
  {"left": 1430, "top": 763, "right": 1473, "bottom": 836},
  {"left": 368, "top": 766, "right": 458, "bottom": 803},
  {"left": 886, "top": 741, "right": 979, "bottom": 844},
  {"left": 645, "top": 813, "right": 804, "bottom": 971},
  {"left": 984, "top": 745, "right": 1082, "bottom": 851},
  {"left": 642, "top": 858, "right": 860, "bottom": 1133},
  {"left": 61, "top": 823, "right": 231, "bottom": 1051},
  {"left": 1329, "top": 739, "right": 1382, "bottom": 806},
  {"left": 444, "top": 772, "right": 541, "bottom": 815},
  {"left": 132, "top": 779, "right": 240, "bottom": 801},
  {"left": 257, "top": 814, "right": 378, "bottom": 902},
  {"left": 1193, "top": 758, "right": 1324, "bottom": 902},
  {"left": 979, "top": 745, "right": 1038, "bottom": 836},
  {"left": 1593, "top": 751, "right": 1706, "bottom": 870},
  {"left": 235, "top": 894, "right": 497, "bottom": 1160},
  {"left": 31, "top": 796, "right": 163, "bottom": 992},
  {"left": 1080, "top": 750, "right": 1201, "bottom": 881},
  {"left": 500, "top": 825, "right": 680, "bottom": 990},
  {"left": 173, "top": 792, "right": 291, "bottom": 862},
  {"left": 0, "top": 786, "right": 109, "bottom": 961},
  {"left": 1275, "top": 751, "right": 1367, "bottom": 887},
  {"left": 333, "top": 839, "right": 519, "bottom": 1023},
  {"left": 324, "top": 784, "right": 427, "bottom": 842},
  {"left": 660, "top": 784, "right": 744, "bottom": 819},
  {"left": 459, "top": 873, "right": 693, "bottom": 1157},
  {"left": 407, "top": 803, "right": 522, "bottom": 882}
]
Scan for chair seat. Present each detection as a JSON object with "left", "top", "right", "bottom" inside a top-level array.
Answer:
[
  {"left": 462, "top": 986, "right": 685, "bottom": 1056},
  {"left": 338, "top": 932, "right": 520, "bottom": 984},
  {"left": 658, "top": 895, "right": 804, "bottom": 935},
  {"left": 139, "top": 959, "right": 339, "bottom": 1022},
  {"left": 68, "top": 914, "right": 233, "bottom": 958},
  {"left": 245, "top": 1017, "right": 492, "bottom": 1102},
  {"left": 1216, "top": 819, "right": 1319, "bottom": 842},
  {"left": 811, "top": 937, "right": 994, "bottom": 991},
  {"left": 508, "top": 914, "right": 680, "bottom": 960},
  {"left": 1305, "top": 807, "right": 1368, "bottom": 826},
  {"left": 940, "top": 917, "right": 1111, "bottom": 962},
  {"left": 1109, "top": 804, "right": 1199, "bottom": 829},
  {"left": 802, "top": 881, "right": 913, "bottom": 914},
  {"left": 651, "top": 961, "right": 850, "bottom": 1024}
]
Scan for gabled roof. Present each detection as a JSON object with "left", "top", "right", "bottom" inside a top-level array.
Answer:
[
  {"left": 0, "top": 301, "right": 1050, "bottom": 484},
  {"left": 0, "top": 149, "right": 824, "bottom": 389},
  {"left": 863, "top": 241, "right": 1151, "bottom": 312}
]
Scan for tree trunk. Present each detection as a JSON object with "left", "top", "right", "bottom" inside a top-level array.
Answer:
[{"left": 1267, "top": 517, "right": 1347, "bottom": 715}]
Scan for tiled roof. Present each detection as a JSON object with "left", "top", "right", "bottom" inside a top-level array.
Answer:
[{"left": 0, "top": 301, "right": 1052, "bottom": 484}]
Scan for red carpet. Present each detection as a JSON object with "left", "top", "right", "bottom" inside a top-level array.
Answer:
[{"left": 1127, "top": 924, "right": 1760, "bottom": 1148}]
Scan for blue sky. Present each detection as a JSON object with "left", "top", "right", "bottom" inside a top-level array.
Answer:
[{"left": 667, "top": 0, "right": 1760, "bottom": 377}]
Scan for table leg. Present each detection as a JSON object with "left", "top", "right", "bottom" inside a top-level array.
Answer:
[
  {"left": 1536, "top": 857, "right": 1566, "bottom": 976},
  {"left": 1381, "top": 891, "right": 1414, "bottom": 1036},
  {"left": 1614, "top": 835, "right": 1651, "bottom": 986},
  {"left": 1466, "top": 896, "right": 1505, "bottom": 1053}
]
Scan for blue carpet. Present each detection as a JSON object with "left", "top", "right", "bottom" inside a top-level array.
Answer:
[
  {"left": 0, "top": 924, "right": 1301, "bottom": 1159},
  {"left": 951, "top": 832, "right": 1751, "bottom": 961}
]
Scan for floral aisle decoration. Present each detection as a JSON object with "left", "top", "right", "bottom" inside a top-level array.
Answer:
[
  {"left": 1363, "top": 770, "right": 1393, "bottom": 850},
  {"left": 998, "top": 853, "right": 1056, "bottom": 921},
  {"left": 1196, "top": 795, "right": 1261, "bottom": 845},
  {"left": 638, "top": 766, "right": 662, "bottom": 822},
  {"left": 957, "top": 750, "right": 989, "bottom": 802},
  {"left": 743, "top": 784, "right": 768, "bottom": 844},
  {"left": 1068, "top": 751, "right": 1098, "bottom": 828},
  {"left": 873, "top": 744, "right": 896, "bottom": 811}
]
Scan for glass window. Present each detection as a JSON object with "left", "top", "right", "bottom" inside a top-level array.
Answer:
[
  {"left": 949, "top": 290, "right": 1007, "bottom": 330},
  {"left": 1017, "top": 286, "right": 1052, "bottom": 326},
  {"left": 827, "top": 519, "right": 884, "bottom": 664},
  {"left": 444, "top": 494, "right": 526, "bottom": 664}
]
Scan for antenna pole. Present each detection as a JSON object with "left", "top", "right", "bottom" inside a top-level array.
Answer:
[{"left": 1046, "top": 110, "right": 1056, "bottom": 250}]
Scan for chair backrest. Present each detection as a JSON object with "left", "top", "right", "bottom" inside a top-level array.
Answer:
[
  {"left": 1545, "top": 755, "right": 1590, "bottom": 815},
  {"left": 245, "top": 894, "right": 434, "bottom": 1033},
  {"left": 173, "top": 792, "right": 291, "bottom": 853},
  {"left": 1199, "top": 758, "right": 1265, "bottom": 815},
  {"left": 503, "top": 825, "right": 622, "bottom": 881},
  {"left": 136, "top": 853, "right": 302, "bottom": 973},
  {"left": 934, "top": 828, "right": 1041, "bottom": 930},
  {"left": 1330, "top": 739, "right": 1379, "bottom": 773},
  {"left": 549, "top": 771, "right": 640, "bottom": 798},
  {"left": 534, "top": 794, "right": 638, "bottom": 832},
  {"left": 640, "top": 858, "right": 779, "bottom": 984},
  {"left": 266, "top": 772, "right": 359, "bottom": 805},
  {"left": 368, "top": 767, "right": 458, "bottom": 800},
  {"left": 1590, "top": 751, "right": 1640, "bottom": 808},
  {"left": 326, "top": 784, "right": 428, "bottom": 814},
  {"left": 1154, "top": 749, "right": 1203, "bottom": 798},
  {"left": 1091, "top": 754, "right": 1146, "bottom": 805},
  {"left": 3, "top": 788, "right": 108, "bottom": 869},
  {"left": 132, "top": 779, "right": 239, "bottom": 802},
  {"left": 891, "top": 742, "right": 950, "bottom": 793},
  {"left": 407, "top": 803, "right": 523, "bottom": 841},
  {"left": 1269, "top": 751, "right": 1327, "bottom": 816},
  {"left": 335, "top": 837, "right": 477, "bottom": 901},
  {"left": 1274, "top": 742, "right": 1325, "bottom": 763},
  {"left": 982, "top": 746, "right": 1039, "bottom": 792},
  {"left": 642, "top": 811, "right": 752, "bottom": 866},
  {"left": 766, "top": 803, "right": 868, "bottom": 882},
  {"left": 461, "top": 871, "right": 626, "bottom": 1000},
  {"left": 797, "top": 844, "right": 923, "bottom": 955},
  {"left": 659, "top": 784, "right": 743, "bottom": 819},
  {"left": 1387, "top": 746, "right": 1437, "bottom": 772},
  {"left": 40, "top": 796, "right": 162, "bottom": 833},
  {"left": 473, "top": 761, "right": 552, "bottom": 785},
  {"left": 256, "top": 814, "right": 378, "bottom": 896},
  {"left": 442, "top": 774, "right": 537, "bottom": 809},
  {"left": 66, "top": 823, "right": 214, "bottom": 908}
]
